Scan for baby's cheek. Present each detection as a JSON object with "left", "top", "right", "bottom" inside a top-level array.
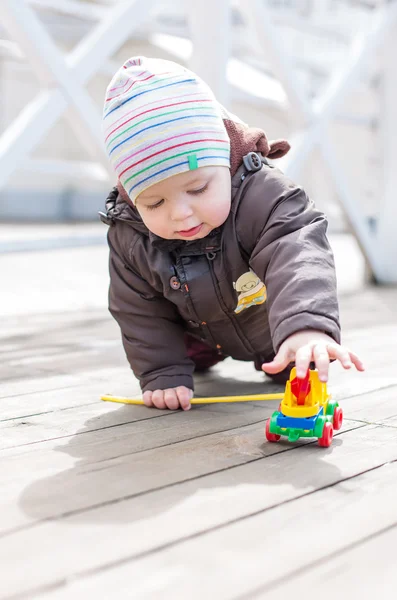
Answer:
[
  {"left": 140, "top": 212, "right": 172, "bottom": 238},
  {"left": 206, "top": 199, "right": 231, "bottom": 227}
]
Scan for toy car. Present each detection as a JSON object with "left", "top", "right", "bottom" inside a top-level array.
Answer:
[{"left": 265, "top": 367, "right": 343, "bottom": 447}]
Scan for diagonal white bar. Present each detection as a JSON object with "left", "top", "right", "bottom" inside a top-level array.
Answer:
[
  {"left": 0, "top": 0, "right": 157, "bottom": 188},
  {"left": 241, "top": 0, "right": 312, "bottom": 126},
  {"left": 281, "top": 1, "right": 397, "bottom": 179}
]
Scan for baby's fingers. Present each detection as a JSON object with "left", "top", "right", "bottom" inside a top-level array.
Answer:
[
  {"left": 347, "top": 350, "right": 365, "bottom": 372},
  {"left": 262, "top": 344, "right": 292, "bottom": 374},
  {"left": 151, "top": 389, "right": 166, "bottom": 409},
  {"left": 327, "top": 344, "right": 353, "bottom": 370},
  {"left": 164, "top": 388, "right": 179, "bottom": 410},
  {"left": 176, "top": 386, "right": 193, "bottom": 411},
  {"left": 326, "top": 344, "right": 365, "bottom": 372},
  {"left": 313, "top": 344, "right": 330, "bottom": 382},
  {"left": 142, "top": 391, "right": 154, "bottom": 408},
  {"left": 327, "top": 344, "right": 353, "bottom": 369},
  {"left": 295, "top": 344, "right": 313, "bottom": 379}
]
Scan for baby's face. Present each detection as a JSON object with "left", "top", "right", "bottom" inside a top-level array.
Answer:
[{"left": 135, "top": 166, "right": 231, "bottom": 240}]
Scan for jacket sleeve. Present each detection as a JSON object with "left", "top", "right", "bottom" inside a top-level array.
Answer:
[
  {"left": 236, "top": 164, "right": 341, "bottom": 352},
  {"left": 107, "top": 225, "right": 195, "bottom": 392}
]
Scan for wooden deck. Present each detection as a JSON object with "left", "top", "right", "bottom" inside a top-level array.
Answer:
[{"left": 1, "top": 241, "right": 397, "bottom": 599}]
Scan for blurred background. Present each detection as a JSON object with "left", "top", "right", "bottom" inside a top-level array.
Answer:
[{"left": 1, "top": 0, "right": 396, "bottom": 318}]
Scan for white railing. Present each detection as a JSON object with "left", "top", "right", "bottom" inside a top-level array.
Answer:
[{"left": 0, "top": 0, "right": 396, "bottom": 281}]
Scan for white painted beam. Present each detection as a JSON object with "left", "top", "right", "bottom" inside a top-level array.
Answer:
[
  {"left": 0, "top": 0, "right": 110, "bottom": 168},
  {"left": 0, "top": 0, "right": 158, "bottom": 189},
  {"left": 150, "top": 32, "right": 287, "bottom": 112},
  {"left": 27, "top": 0, "right": 108, "bottom": 21},
  {"left": 375, "top": 26, "right": 397, "bottom": 283},
  {"left": 240, "top": 0, "right": 312, "bottom": 126},
  {"left": 319, "top": 135, "right": 381, "bottom": 277},
  {"left": 22, "top": 159, "right": 109, "bottom": 181},
  {"left": 270, "top": 11, "right": 350, "bottom": 43},
  {"left": 240, "top": 0, "right": 396, "bottom": 281},
  {"left": 282, "top": 1, "right": 397, "bottom": 178},
  {"left": 0, "top": 40, "right": 24, "bottom": 59},
  {"left": 67, "top": 0, "right": 157, "bottom": 82},
  {"left": 0, "top": 90, "right": 69, "bottom": 189},
  {"left": 187, "top": 0, "right": 231, "bottom": 106}
]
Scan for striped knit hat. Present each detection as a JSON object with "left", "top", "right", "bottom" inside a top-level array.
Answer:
[{"left": 103, "top": 56, "right": 231, "bottom": 204}]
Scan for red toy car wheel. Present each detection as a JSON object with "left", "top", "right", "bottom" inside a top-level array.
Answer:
[
  {"left": 318, "top": 421, "right": 333, "bottom": 447},
  {"left": 265, "top": 419, "right": 280, "bottom": 442},
  {"left": 333, "top": 406, "right": 343, "bottom": 431}
]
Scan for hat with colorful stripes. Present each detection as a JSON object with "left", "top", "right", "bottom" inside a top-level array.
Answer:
[{"left": 103, "top": 56, "right": 231, "bottom": 204}]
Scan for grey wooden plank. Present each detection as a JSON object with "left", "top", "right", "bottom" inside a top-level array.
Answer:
[
  {"left": 1, "top": 328, "right": 395, "bottom": 431},
  {"left": 2, "top": 423, "right": 396, "bottom": 600},
  {"left": 0, "top": 366, "right": 135, "bottom": 403},
  {"left": 0, "top": 380, "right": 395, "bottom": 536},
  {"left": 0, "top": 400, "right": 165, "bottom": 450},
  {"left": 337, "top": 384, "right": 397, "bottom": 423},
  {"left": 2, "top": 357, "right": 396, "bottom": 454},
  {"left": 250, "top": 525, "right": 397, "bottom": 599},
  {"left": 0, "top": 397, "right": 277, "bottom": 452},
  {"left": 0, "top": 317, "right": 393, "bottom": 531},
  {"left": 0, "top": 310, "right": 123, "bottom": 384},
  {"left": 2, "top": 297, "right": 397, "bottom": 400},
  {"left": 0, "top": 285, "right": 395, "bottom": 599},
  {"left": 339, "top": 286, "right": 397, "bottom": 330},
  {"left": 2, "top": 376, "right": 396, "bottom": 453},
  {"left": 0, "top": 411, "right": 288, "bottom": 536},
  {"left": 0, "top": 373, "right": 137, "bottom": 421},
  {"left": 0, "top": 359, "right": 280, "bottom": 419}
]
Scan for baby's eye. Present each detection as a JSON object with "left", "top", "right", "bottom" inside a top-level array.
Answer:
[
  {"left": 146, "top": 199, "right": 164, "bottom": 210},
  {"left": 189, "top": 183, "right": 208, "bottom": 195}
]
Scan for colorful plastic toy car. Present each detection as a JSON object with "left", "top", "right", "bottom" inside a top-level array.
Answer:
[{"left": 265, "top": 367, "right": 343, "bottom": 447}]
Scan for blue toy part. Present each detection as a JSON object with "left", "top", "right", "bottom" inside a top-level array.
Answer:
[{"left": 276, "top": 407, "right": 324, "bottom": 430}]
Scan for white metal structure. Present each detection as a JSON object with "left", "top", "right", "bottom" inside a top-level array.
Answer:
[{"left": 0, "top": 0, "right": 396, "bottom": 282}]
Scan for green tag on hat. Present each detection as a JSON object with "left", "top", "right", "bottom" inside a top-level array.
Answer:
[{"left": 188, "top": 154, "right": 198, "bottom": 170}]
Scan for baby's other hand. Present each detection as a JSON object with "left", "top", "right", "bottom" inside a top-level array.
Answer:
[
  {"left": 262, "top": 329, "right": 365, "bottom": 383},
  {"left": 142, "top": 386, "right": 193, "bottom": 410}
]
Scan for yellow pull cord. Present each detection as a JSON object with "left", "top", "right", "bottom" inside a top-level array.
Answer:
[{"left": 101, "top": 392, "right": 284, "bottom": 406}]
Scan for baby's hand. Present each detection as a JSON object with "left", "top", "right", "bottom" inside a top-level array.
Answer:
[
  {"left": 142, "top": 386, "right": 193, "bottom": 410},
  {"left": 262, "top": 329, "right": 365, "bottom": 383}
]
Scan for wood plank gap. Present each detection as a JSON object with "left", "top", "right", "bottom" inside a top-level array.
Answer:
[
  {"left": 0, "top": 402, "right": 99, "bottom": 424},
  {"left": 345, "top": 417, "right": 397, "bottom": 428},
  {"left": 0, "top": 410, "right": 180, "bottom": 451},
  {"left": 336, "top": 382, "right": 397, "bottom": 400},
  {"left": 81, "top": 414, "right": 284, "bottom": 470}
]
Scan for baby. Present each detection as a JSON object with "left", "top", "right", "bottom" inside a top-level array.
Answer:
[{"left": 101, "top": 56, "right": 364, "bottom": 410}]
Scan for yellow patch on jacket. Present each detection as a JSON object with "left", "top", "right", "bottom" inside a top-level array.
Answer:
[{"left": 233, "top": 269, "right": 267, "bottom": 314}]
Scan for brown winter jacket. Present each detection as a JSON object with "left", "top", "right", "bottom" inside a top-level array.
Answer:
[{"left": 103, "top": 124, "right": 340, "bottom": 393}]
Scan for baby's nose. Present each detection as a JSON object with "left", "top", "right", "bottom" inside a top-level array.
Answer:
[{"left": 171, "top": 202, "right": 194, "bottom": 222}]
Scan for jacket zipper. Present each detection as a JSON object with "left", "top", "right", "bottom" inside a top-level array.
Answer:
[{"left": 206, "top": 254, "right": 256, "bottom": 355}]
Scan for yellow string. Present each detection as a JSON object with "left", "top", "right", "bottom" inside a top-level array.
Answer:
[{"left": 101, "top": 392, "right": 284, "bottom": 406}]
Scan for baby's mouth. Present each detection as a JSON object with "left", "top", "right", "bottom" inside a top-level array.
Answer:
[{"left": 178, "top": 224, "right": 203, "bottom": 238}]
